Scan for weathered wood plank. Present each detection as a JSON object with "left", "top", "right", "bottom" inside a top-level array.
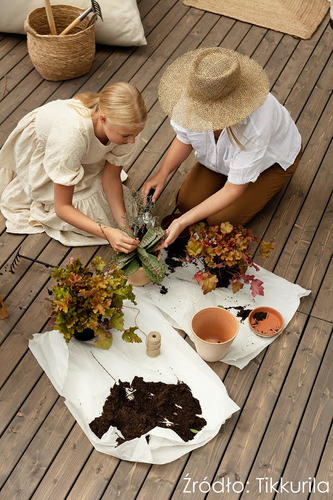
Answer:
[
  {"left": 309, "top": 425, "right": 333, "bottom": 500},
  {"left": 311, "top": 257, "right": 333, "bottom": 322},
  {"left": 0, "top": 239, "right": 70, "bottom": 346},
  {"left": 277, "top": 334, "right": 333, "bottom": 500},
  {"left": 1, "top": 399, "right": 74, "bottom": 499},
  {"left": 0, "top": 351, "right": 43, "bottom": 435},
  {"left": 0, "top": 36, "right": 22, "bottom": 60},
  {"left": 297, "top": 194, "right": 333, "bottom": 315},
  {"left": 274, "top": 142, "right": 332, "bottom": 283},
  {"left": 0, "top": 374, "right": 58, "bottom": 488},
  {"left": 0, "top": 41, "right": 28, "bottom": 86},
  {"left": 0, "top": 233, "right": 50, "bottom": 297},
  {"left": 243, "top": 317, "right": 331, "bottom": 500},
  {"left": 251, "top": 93, "right": 332, "bottom": 270}
]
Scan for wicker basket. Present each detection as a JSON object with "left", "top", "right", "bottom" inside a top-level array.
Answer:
[{"left": 24, "top": 5, "right": 96, "bottom": 81}]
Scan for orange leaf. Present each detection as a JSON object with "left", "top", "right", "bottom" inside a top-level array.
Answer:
[
  {"left": 259, "top": 241, "right": 275, "bottom": 258},
  {"left": 232, "top": 281, "right": 244, "bottom": 294}
]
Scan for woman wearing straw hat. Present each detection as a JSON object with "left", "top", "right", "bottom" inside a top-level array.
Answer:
[
  {"left": 0, "top": 83, "right": 146, "bottom": 252},
  {"left": 142, "top": 47, "right": 302, "bottom": 248}
]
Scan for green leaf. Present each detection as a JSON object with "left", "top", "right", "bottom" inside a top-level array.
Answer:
[
  {"left": 139, "top": 227, "right": 164, "bottom": 249},
  {"left": 122, "top": 258, "right": 140, "bottom": 276},
  {"left": 108, "top": 311, "right": 124, "bottom": 331},
  {"left": 92, "top": 256, "right": 106, "bottom": 273},
  {"left": 94, "top": 333, "right": 113, "bottom": 349},
  {"left": 122, "top": 327, "right": 142, "bottom": 343},
  {"left": 190, "top": 428, "right": 199, "bottom": 434}
]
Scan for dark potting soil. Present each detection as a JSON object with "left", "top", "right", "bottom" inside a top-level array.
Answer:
[
  {"left": 160, "top": 285, "right": 168, "bottom": 295},
  {"left": 165, "top": 237, "right": 188, "bottom": 273},
  {"left": 224, "top": 306, "right": 252, "bottom": 322},
  {"left": 253, "top": 311, "right": 267, "bottom": 322},
  {"left": 89, "top": 376, "right": 206, "bottom": 445}
]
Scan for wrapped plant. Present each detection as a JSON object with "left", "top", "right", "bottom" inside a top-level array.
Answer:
[
  {"left": 115, "top": 226, "right": 166, "bottom": 284},
  {"left": 48, "top": 256, "right": 141, "bottom": 349},
  {"left": 115, "top": 190, "right": 166, "bottom": 284},
  {"left": 186, "top": 221, "right": 274, "bottom": 296}
]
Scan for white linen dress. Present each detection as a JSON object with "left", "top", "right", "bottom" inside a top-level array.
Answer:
[{"left": 0, "top": 99, "right": 138, "bottom": 246}]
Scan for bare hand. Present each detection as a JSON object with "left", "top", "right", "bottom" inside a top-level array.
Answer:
[
  {"left": 102, "top": 226, "right": 139, "bottom": 253},
  {"left": 141, "top": 172, "right": 167, "bottom": 204},
  {"left": 156, "top": 218, "right": 186, "bottom": 250}
]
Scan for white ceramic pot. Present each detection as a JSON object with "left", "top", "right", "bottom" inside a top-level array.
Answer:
[{"left": 191, "top": 307, "right": 239, "bottom": 362}]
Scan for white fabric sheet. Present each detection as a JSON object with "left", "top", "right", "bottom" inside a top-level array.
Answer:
[
  {"left": 29, "top": 297, "right": 239, "bottom": 464},
  {"left": 134, "top": 254, "right": 311, "bottom": 369}
]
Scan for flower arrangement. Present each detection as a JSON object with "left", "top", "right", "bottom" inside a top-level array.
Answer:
[
  {"left": 186, "top": 221, "right": 274, "bottom": 296},
  {"left": 48, "top": 256, "right": 141, "bottom": 349}
]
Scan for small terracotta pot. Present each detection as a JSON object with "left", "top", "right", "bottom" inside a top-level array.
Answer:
[
  {"left": 191, "top": 307, "right": 239, "bottom": 362},
  {"left": 127, "top": 267, "right": 151, "bottom": 287},
  {"left": 248, "top": 306, "right": 283, "bottom": 337}
]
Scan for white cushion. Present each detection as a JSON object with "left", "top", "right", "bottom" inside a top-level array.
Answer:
[{"left": 0, "top": 0, "right": 146, "bottom": 47}]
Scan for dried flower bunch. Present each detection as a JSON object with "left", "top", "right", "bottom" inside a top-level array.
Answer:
[
  {"left": 49, "top": 256, "right": 141, "bottom": 349},
  {"left": 186, "top": 221, "right": 274, "bottom": 296}
]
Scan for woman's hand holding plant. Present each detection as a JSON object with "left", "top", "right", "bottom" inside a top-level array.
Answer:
[
  {"left": 157, "top": 217, "right": 186, "bottom": 249},
  {"left": 100, "top": 225, "right": 139, "bottom": 253}
]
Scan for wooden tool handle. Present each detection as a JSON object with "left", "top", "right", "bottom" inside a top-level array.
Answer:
[
  {"left": 44, "top": 0, "right": 57, "bottom": 35},
  {"left": 59, "top": 16, "right": 82, "bottom": 36}
]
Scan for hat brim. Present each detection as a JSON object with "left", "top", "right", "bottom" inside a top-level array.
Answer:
[{"left": 158, "top": 48, "right": 270, "bottom": 131}]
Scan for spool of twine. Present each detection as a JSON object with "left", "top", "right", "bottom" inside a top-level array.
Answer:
[{"left": 146, "top": 331, "right": 161, "bottom": 357}]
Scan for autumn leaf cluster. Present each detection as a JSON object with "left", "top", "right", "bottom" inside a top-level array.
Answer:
[
  {"left": 49, "top": 257, "right": 140, "bottom": 349},
  {"left": 186, "top": 222, "right": 273, "bottom": 296}
]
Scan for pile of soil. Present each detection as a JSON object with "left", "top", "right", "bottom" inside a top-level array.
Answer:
[
  {"left": 224, "top": 305, "right": 252, "bottom": 322},
  {"left": 165, "top": 237, "right": 188, "bottom": 274},
  {"left": 89, "top": 376, "right": 206, "bottom": 445}
]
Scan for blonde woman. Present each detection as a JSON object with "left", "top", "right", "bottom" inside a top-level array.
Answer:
[
  {"left": 0, "top": 83, "right": 147, "bottom": 252},
  {"left": 142, "top": 48, "right": 302, "bottom": 248}
]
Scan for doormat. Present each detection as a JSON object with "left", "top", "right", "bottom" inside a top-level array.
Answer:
[{"left": 183, "top": 0, "right": 329, "bottom": 39}]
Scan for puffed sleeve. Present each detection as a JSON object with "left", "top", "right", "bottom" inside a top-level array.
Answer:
[
  {"left": 170, "top": 120, "right": 191, "bottom": 144},
  {"left": 105, "top": 141, "right": 138, "bottom": 168},
  {"left": 42, "top": 122, "right": 88, "bottom": 186}
]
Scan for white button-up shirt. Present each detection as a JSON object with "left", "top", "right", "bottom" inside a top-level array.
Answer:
[{"left": 171, "top": 93, "right": 301, "bottom": 185}]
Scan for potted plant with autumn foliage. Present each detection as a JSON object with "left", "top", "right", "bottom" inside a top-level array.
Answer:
[
  {"left": 48, "top": 256, "right": 141, "bottom": 349},
  {"left": 185, "top": 221, "right": 274, "bottom": 297}
]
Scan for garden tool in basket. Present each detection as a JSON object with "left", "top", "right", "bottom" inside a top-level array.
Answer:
[
  {"left": 59, "top": 0, "right": 103, "bottom": 35},
  {"left": 43, "top": 0, "right": 57, "bottom": 34}
]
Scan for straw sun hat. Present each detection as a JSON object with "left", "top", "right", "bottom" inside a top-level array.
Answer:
[{"left": 158, "top": 47, "right": 270, "bottom": 131}]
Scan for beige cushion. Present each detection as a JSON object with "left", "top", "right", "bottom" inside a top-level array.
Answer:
[{"left": 0, "top": 0, "right": 146, "bottom": 46}]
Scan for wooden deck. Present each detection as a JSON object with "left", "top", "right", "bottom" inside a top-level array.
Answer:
[{"left": 0, "top": 1, "right": 332, "bottom": 498}]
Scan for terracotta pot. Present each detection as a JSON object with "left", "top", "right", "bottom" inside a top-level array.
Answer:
[
  {"left": 127, "top": 267, "right": 151, "bottom": 287},
  {"left": 248, "top": 306, "right": 283, "bottom": 337},
  {"left": 191, "top": 307, "right": 239, "bottom": 362}
]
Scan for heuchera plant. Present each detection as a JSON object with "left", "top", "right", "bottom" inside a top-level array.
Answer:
[
  {"left": 186, "top": 221, "right": 274, "bottom": 297},
  {"left": 48, "top": 256, "right": 141, "bottom": 349}
]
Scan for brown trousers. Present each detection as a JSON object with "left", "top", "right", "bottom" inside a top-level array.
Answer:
[{"left": 177, "top": 150, "right": 302, "bottom": 225}]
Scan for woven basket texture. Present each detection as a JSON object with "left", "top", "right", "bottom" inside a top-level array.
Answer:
[{"left": 25, "top": 5, "right": 96, "bottom": 81}]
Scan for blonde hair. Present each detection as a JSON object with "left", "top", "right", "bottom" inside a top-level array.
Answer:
[{"left": 72, "top": 82, "right": 147, "bottom": 131}]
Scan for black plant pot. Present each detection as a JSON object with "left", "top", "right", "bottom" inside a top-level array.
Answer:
[
  {"left": 74, "top": 328, "right": 95, "bottom": 341},
  {"left": 211, "top": 266, "right": 239, "bottom": 288}
]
